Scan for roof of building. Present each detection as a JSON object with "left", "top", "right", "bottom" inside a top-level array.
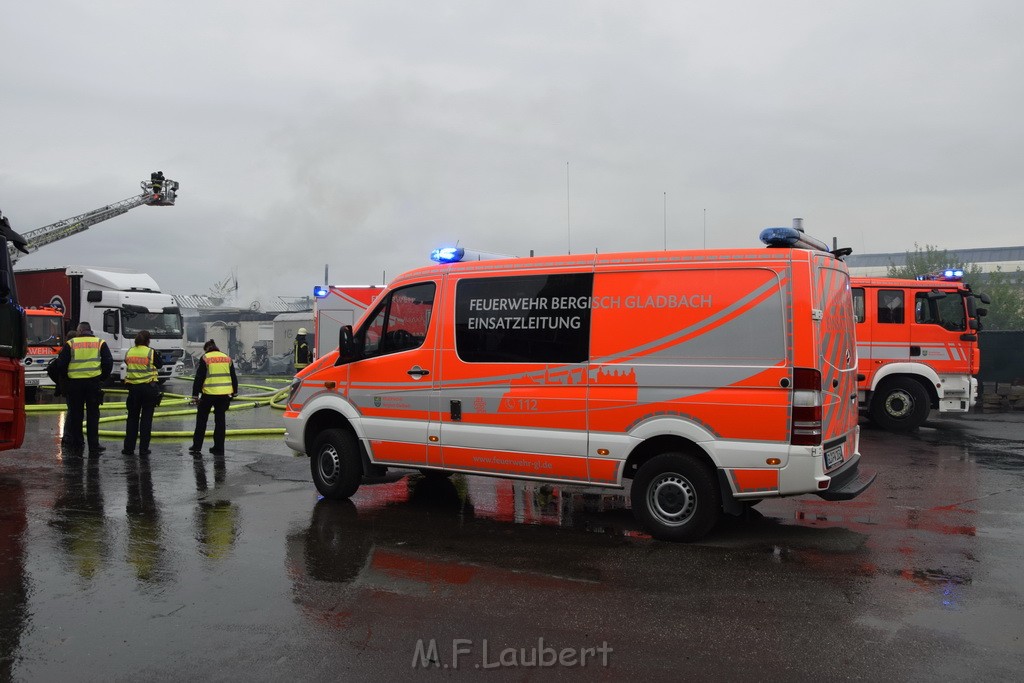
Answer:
[
  {"left": 173, "top": 294, "right": 313, "bottom": 314},
  {"left": 847, "top": 245, "right": 1024, "bottom": 269}
]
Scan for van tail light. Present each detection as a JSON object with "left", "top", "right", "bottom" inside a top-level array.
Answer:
[{"left": 791, "top": 368, "right": 822, "bottom": 446}]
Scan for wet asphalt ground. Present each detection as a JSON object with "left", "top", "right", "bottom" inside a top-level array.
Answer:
[{"left": 1, "top": 378, "right": 1023, "bottom": 681}]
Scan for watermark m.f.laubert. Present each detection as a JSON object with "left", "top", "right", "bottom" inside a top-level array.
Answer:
[{"left": 412, "top": 638, "right": 613, "bottom": 669}]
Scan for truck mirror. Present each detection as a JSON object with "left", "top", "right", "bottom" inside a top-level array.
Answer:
[
  {"left": 979, "top": 292, "right": 991, "bottom": 305},
  {"left": 975, "top": 307, "right": 988, "bottom": 318},
  {"left": 337, "top": 325, "right": 357, "bottom": 363}
]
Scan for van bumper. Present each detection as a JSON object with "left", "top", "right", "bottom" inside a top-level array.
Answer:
[{"left": 817, "top": 456, "right": 876, "bottom": 501}]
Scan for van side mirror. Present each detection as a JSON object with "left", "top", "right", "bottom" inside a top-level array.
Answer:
[
  {"left": 979, "top": 292, "right": 991, "bottom": 305},
  {"left": 337, "top": 325, "right": 357, "bottom": 363},
  {"left": 976, "top": 307, "right": 988, "bottom": 318}
]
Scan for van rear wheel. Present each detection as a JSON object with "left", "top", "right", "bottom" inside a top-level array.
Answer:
[
  {"left": 871, "top": 377, "right": 930, "bottom": 431},
  {"left": 631, "top": 453, "right": 720, "bottom": 542},
  {"left": 310, "top": 428, "right": 362, "bottom": 499}
]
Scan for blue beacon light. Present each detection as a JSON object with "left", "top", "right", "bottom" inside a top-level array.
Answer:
[
  {"left": 759, "top": 227, "right": 801, "bottom": 247},
  {"left": 313, "top": 285, "right": 329, "bottom": 298},
  {"left": 430, "top": 247, "right": 466, "bottom": 263}
]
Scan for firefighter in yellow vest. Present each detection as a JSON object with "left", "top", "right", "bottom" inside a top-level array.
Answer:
[
  {"left": 52, "top": 321, "right": 113, "bottom": 455},
  {"left": 189, "top": 340, "right": 238, "bottom": 456},
  {"left": 122, "top": 330, "right": 164, "bottom": 456},
  {"left": 294, "top": 327, "right": 311, "bottom": 370}
]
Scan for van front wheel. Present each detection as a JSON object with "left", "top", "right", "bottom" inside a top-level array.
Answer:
[
  {"left": 310, "top": 428, "right": 362, "bottom": 499},
  {"left": 871, "top": 377, "right": 930, "bottom": 431},
  {"left": 631, "top": 453, "right": 720, "bottom": 542}
]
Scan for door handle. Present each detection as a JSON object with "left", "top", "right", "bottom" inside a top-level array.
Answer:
[{"left": 407, "top": 366, "right": 430, "bottom": 377}]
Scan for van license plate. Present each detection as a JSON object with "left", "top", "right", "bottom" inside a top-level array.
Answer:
[
  {"left": 824, "top": 445, "right": 844, "bottom": 471},
  {"left": 25, "top": 378, "right": 39, "bottom": 386}
]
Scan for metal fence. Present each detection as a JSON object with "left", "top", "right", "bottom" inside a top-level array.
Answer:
[{"left": 979, "top": 330, "right": 1024, "bottom": 384}]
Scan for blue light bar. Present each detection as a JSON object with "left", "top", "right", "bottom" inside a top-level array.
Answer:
[
  {"left": 760, "top": 226, "right": 832, "bottom": 252},
  {"left": 313, "top": 285, "right": 329, "bottom": 298},
  {"left": 760, "top": 227, "right": 800, "bottom": 247},
  {"left": 430, "top": 247, "right": 466, "bottom": 263},
  {"left": 916, "top": 268, "right": 964, "bottom": 282}
]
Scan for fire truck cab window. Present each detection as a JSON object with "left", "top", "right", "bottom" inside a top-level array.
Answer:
[
  {"left": 916, "top": 291, "right": 967, "bottom": 331},
  {"left": 359, "top": 282, "right": 435, "bottom": 358},
  {"left": 877, "top": 289, "right": 904, "bottom": 324},
  {"left": 455, "top": 273, "right": 593, "bottom": 363},
  {"left": 852, "top": 288, "right": 865, "bottom": 323}
]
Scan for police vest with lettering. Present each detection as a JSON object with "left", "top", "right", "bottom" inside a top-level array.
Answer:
[
  {"left": 67, "top": 336, "right": 105, "bottom": 379},
  {"left": 202, "top": 351, "right": 234, "bottom": 395},
  {"left": 125, "top": 345, "right": 157, "bottom": 384}
]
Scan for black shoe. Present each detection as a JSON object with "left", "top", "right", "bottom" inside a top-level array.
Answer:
[
  {"left": 209, "top": 448, "right": 225, "bottom": 455},
  {"left": 189, "top": 447, "right": 202, "bottom": 456},
  {"left": 90, "top": 445, "right": 107, "bottom": 453},
  {"left": 63, "top": 441, "right": 85, "bottom": 450},
  {"left": 121, "top": 449, "right": 134, "bottom": 456},
  {"left": 139, "top": 449, "right": 152, "bottom": 456}
]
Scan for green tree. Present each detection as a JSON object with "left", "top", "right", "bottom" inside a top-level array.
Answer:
[
  {"left": 885, "top": 243, "right": 975, "bottom": 279},
  {"left": 888, "top": 244, "right": 1024, "bottom": 331},
  {"left": 973, "top": 267, "right": 1024, "bottom": 331}
]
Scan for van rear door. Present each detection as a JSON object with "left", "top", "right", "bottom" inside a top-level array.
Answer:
[{"left": 814, "top": 257, "right": 859, "bottom": 449}]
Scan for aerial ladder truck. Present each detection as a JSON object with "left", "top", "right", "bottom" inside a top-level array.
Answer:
[
  {"left": 7, "top": 172, "right": 179, "bottom": 264},
  {"left": 10, "top": 173, "right": 184, "bottom": 396}
]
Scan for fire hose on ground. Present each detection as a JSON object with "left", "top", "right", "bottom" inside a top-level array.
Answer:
[{"left": 25, "top": 378, "right": 292, "bottom": 440}]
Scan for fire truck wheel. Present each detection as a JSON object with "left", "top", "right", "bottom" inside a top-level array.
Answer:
[
  {"left": 310, "top": 428, "right": 362, "bottom": 499},
  {"left": 631, "top": 452, "right": 721, "bottom": 542},
  {"left": 871, "top": 377, "right": 930, "bottom": 431}
]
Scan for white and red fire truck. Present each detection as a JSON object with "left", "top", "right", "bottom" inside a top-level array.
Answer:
[{"left": 852, "top": 270, "right": 989, "bottom": 431}]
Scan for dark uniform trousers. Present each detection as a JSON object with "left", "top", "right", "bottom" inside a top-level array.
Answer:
[
  {"left": 124, "top": 383, "right": 160, "bottom": 453},
  {"left": 191, "top": 394, "right": 231, "bottom": 452},
  {"left": 65, "top": 377, "right": 103, "bottom": 449}
]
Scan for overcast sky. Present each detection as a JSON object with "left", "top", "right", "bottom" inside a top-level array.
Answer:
[{"left": 3, "top": 1, "right": 1021, "bottom": 306}]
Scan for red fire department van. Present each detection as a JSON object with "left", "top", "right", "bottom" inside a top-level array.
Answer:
[
  {"left": 852, "top": 271, "right": 989, "bottom": 431},
  {"left": 284, "top": 226, "right": 875, "bottom": 541}
]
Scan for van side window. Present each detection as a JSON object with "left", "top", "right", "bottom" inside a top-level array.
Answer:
[
  {"left": 877, "top": 289, "right": 904, "bottom": 324},
  {"left": 852, "top": 288, "right": 865, "bottom": 323},
  {"left": 455, "top": 273, "right": 593, "bottom": 363},
  {"left": 359, "top": 281, "right": 435, "bottom": 358}
]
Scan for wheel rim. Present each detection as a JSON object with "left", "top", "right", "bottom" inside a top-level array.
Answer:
[
  {"left": 884, "top": 390, "right": 914, "bottom": 419},
  {"left": 317, "top": 445, "right": 341, "bottom": 485},
  {"left": 647, "top": 472, "right": 697, "bottom": 527}
]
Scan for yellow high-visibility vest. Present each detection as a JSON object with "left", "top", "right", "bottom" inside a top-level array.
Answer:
[
  {"left": 202, "top": 351, "right": 233, "bottom": 395},
  {"left": 125, "top": 345, "right": 157, "bottom": 384},
  {"left": 67, "top": 336, "right": 105, "bottom": 379}
]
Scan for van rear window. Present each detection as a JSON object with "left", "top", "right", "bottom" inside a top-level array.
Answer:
[{"left": 455, "top": 273, "right": 593, "bottom": 363}]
